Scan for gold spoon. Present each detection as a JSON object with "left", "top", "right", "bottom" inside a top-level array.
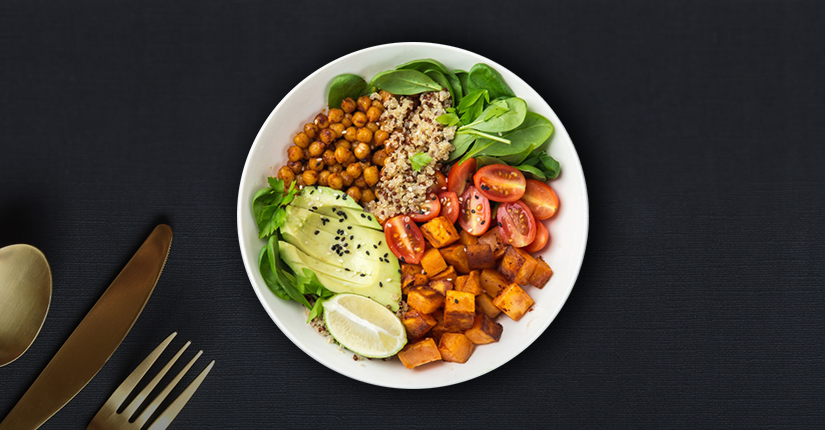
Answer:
[{"left": 0, "top": 244, "right": 52, "bottom": 367}]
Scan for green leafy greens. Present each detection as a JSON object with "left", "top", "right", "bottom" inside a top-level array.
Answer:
[{"left": 410, "top": 152, "right": 433, "bottom": 171}]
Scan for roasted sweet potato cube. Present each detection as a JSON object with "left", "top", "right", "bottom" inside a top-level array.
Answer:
[
  {"left": 529, "top": 256, "right": 554, "bottom": 288},
  {"left": 401, "top": 263, "right": 424, "bottom": 279},
  {"left": 430, "top": 309, "right": 452, "bottom": 343},
  {"left": 498, "top": 246, "right": 537, "bottom": 285},
  {"left": 401, "top": 275, "right": 416, "bottom": 295},
  {"left": 414, "top": 273, "right": 429, "bottom": 286},
  {"left": 420, "top": 248, "right": 447, "bottom": 276},
  {"left": 493, "top": 283, "right": 534, "bottom": 321},
  {"left": 476, "top": 293, "right": 501, "bottom": 319},
  {"left": 420, "top": 216, "right": 460, "bottom": 248},
  {"left": 478, "top": 227, "right": 507, "bottom": 259},
  {"left": 465, "top": 314, "right": 503, "bottom": 344},
  {"left": 443, "top": 290, "right": 475, "bottom": 331},
  {"left": 459, "top": 229, "right": 479, "bottom": 246},
  {"left": 430, "top": 265, "right": 457, "bottom": 283},
  {"left": 428, "top": 279, "right": 453, "bottom": 295},
  {"left": 455, "top": 270, "right": 482, "bottom": 296},
  {"left": 480, "top": 268, "right": 509, "bottom": 297},
  {"left": 437, "top": 333, "right": 475, "bottom": 363},
  {"left": 466, "top": 243, "right": 496, "bottom": 270},
  {"left": 407, "top": 287, "right": 444, "bottom": 314},
  {"left": 439, "top": 243, "right": 470, "bottom": 274},
  {"left": 398, "top": 338, "right": 442, "bottom": 369},
  {"left": 401, "top": 309, "right": 437, "bottom": 340}
]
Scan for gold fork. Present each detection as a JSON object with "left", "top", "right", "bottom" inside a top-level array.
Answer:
[{"left": 87, "top": 333, "right": 215, "bottom": 430}]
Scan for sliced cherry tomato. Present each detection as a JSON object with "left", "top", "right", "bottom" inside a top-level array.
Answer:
[
  {"left": 523, "top": 220, "right": 549, "bottom": 253},
  {"left": 428, "top": 171, "right": 448, "bottom": 194},
  {"left": 497, "top": 200, "right": 536, "bottom": 247},
  {"left": 447, "top": 158, "right": 476, "bottom": 196},
  {"left": 458, "top": 186, "right": 491, "bottom": 236},
  {"left": 521, "top": 179, "right": 559, "bottom": 220},
  {"left": 409, "top": 193, "right": 441, "bottom": 223},
  {"left": 384, "top": 215, "right": 426, "bottom": 264},
  {"left": 473, "top": 164, "right": 526, "bottom": 203},
  {"left": 437, "top": 191, "right": 459, "bottom": 224}
]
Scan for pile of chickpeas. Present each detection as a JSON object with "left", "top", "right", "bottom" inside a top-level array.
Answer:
[{"left": 278, "top": 95, "right": 391, "bottom": 204}]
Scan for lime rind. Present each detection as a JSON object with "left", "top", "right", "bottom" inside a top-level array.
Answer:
[{"left": 323, "top": 293, "right": 407, "bottom": 358}]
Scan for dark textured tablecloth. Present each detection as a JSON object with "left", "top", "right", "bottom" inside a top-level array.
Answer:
[{"left": 2, "top": 1, "right": 823, "bottom": 428}]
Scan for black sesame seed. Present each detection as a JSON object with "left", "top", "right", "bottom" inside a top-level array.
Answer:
[
  {"left": 360, "top": 273, "right": 366, "bottom": 277},
  {"left": 400, "top": 256, "right": 406, "bottom": 263},
  {"left": 347, "top": 226, "right": 352, "bottom": 230},
  {"left": 357, "top": 244, "right": 361, "bottom": 249},
  {"left": 314, "top": 230, "right": 319, "bottom": 235},
  {"left": 481, "top": 220, "right": 486, "bottom": 225},
  {"left": 378, "top": 241, "right": 382, "bottom": 245},
  {"left": 498, "top": 221, "right": 502, "bottom": 227},
  {"left": 312, "top": 206, "right": 318, "bottom": 210},
  {"left": 350, "top": 235, "right": 354, "bottom": 240},
  {"left": 379, "top": 282, "right": 383, "bottom": 288},
  {"left": 373, "top": 244, "right": 377, "bottom": 249},
  {"left": 471, "top": 209, "right": 476, "bottom": 214},
  {"left": 366, "top": 251, "right": 370, "bottom": 256}
]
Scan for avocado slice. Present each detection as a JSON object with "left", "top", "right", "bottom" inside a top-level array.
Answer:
[
  {"left": 295, "top": 186, "right": 362, "bottom": 210},
  {"left": 291, "top": 198, "right": 382, "bottom": 231}
]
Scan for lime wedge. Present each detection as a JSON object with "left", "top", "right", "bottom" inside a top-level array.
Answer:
[{"left": 323, "top": 293, "right": 407, "bottom": 358}]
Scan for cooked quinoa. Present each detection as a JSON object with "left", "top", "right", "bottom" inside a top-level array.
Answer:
[{"left": 365, "top": 90, "right": 456, "bottom": 221}]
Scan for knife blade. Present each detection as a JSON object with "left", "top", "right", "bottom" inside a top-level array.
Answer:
[{"left": 0, "top": 224, "right": 173, "bottom": 430}]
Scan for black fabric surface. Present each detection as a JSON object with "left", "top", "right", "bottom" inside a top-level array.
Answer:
[{"left": 2, "top": 1, "right": 824, "bottom": 428}]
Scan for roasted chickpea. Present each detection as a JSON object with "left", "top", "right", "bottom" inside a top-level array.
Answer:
[
  {"left": 307, "top": 157, "right": 325, "bottom": 171},
  {"left": 278, "top": 166, "right": 295, "bottom": 184},
  {"left": 343, "top": 126, "right": 358, "bottom": 142},
  {"left": 307, "top": 141, "right": 324, "bottom": 157},
  {"left": 346, "top": 186, "right": 362, "bottom": 202},
  {"left": 378, "top": 90, "right": 392, "bottom": 103},
  {"left": 293, "top": 132, "right": 310, "bottom": 148},
  {"left": 357, "top": 95, "right": 372, "bottom": 112},
  {"left": 361, "top": 188, "right": 375, "bottom": 203},
  {"left": 365, "top": 122, "right": 379, "bottom": 133},
  {"left": 366, "top": 106, "right": 382, "bottom": 122},
  {"left": 363, "top": 165, "right": 379, "bottom": 186},
  {"left": 354, "top": 176, "right": 367, "bottom": 188},
  {"left": 342, "top": 113, "right": 353, "bottom": 127},
  {"left": 302, "top": 170, "right": 318, "bottom": 186},
  {"left": 322, "top": 149, "right": 336, "bottom": 166},
  {"left": 327, "top": 173, "right": 343, "bottom": 190},
  {"left": 330, "top": 163, "right": 343, "bottom": 173},
  {"left": 302, "top": 148, "right": 310, "bottom": 160},
  {"left": 318, "top": 170, "right": 331, "bottom": 186},
  {"left": 340, "top": 171, "right": 354, "bottom": 187},
  {"left": 346, "top": 163, "right": 362, "bottom": 179},
  {"left": 335, "top": 147, "right": 353, "bottom": 164},
  {"left": 353, "top": 142, "right": 371, "bottom": 160},
  {"left": 328, "top": 108, "right": 344, "bottom": 123},
  {"left": 352, "top": 111, "right": 368, "bottom": 128},
  {"left": 303, "top": 123, "right": 318, "bottom": 139},
  {"left": 319, "top": 128, "right": 336, "bottom": 144},
  {"left": 329, "top": 122, "right": 345, "bottom": 138},
  {"left": 371, "top": 149, "right": 388, "bottom": 167},
  {"left": 374, "top": 129, "right": 389, "bottom": 146},
  {"left": 287, "top": 160, "right": 303, "bottom": 174},
  {"left": 335, "top": 139, "right": 351, "bottom": 150},
  {"left": 287, "top": 145, "right": 303, "bottom": 162},
  {"left": 314, "top": 113, "right": 330, "bottom": 129},
  {"left": 340, "top": 97, "right": 356, "bottom": 113},
  {"left": 356, "top": 127, "right": 373, "bottom": 143}
]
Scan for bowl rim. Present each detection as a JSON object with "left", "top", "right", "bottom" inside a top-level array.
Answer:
[{"left": 237, "top": 41, "right": 589, "bottom": 388}]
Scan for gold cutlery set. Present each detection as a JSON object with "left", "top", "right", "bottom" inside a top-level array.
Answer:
[{"left": 0, "top": 225, "right": 213, "bottom": 430}]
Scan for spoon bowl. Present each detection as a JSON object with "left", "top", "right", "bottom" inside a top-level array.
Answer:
[{"left": 0, "top": 244, "right": 52, "bottom": 367}]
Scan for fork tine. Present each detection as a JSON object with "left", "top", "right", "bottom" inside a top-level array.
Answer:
[
  {"left": 100, "top": 332, "right": 177, "bottom": 413},
  {"left": 132, "top": 349, "right": 201, "bottom": 428},
  {"left": 145, "top": 359, "right": 215, "bottom": 430},
  {"left": 121, "top": 340, "right": 191, "bottom": 419}
]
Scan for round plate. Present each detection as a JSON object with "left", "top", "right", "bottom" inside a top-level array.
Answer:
[{"left": 237, "top": 42, "right": 588, "bottom": 389}]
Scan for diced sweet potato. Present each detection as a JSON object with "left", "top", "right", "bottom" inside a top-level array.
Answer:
[
  {"left": 403, "top": 273, "right": 432, "bottom": 295},
  {"left": 407, "top": 287, "right": 444, "bottom": 314},
  {"left": 478, "top": 227, "right": 507, "bottom": 259},
  {"left": 420, "top": 216, "right": 460, "bottom": 248},
  {"left": 529, "top": 256, "right": 554, "bottom": 288},
  {"left": 480, "top": 268, "right": 509, "bottom": 297},
  {"left": 493, "top": 283, "right": 534, "bottom": 321},
  {"left": 466, "top": 243, "right": 496, "bottom": 270},
  {"left": 464, "top": 314, "right": 503, "bottom": 344},
  {"left": 401, "top": 309, "right": 437, "bottom": 340},
  {"left": 420, "top": 248, "right": 447, "bottom": 276},
  {"left": 443, "top": 290, "right": 475, "bottom": 331},
  {"left": 430, "top": 265, "right": 457, "bottom": 283},
  {"left": 429, "top": 309, "right": 452, "bottom": 343},
  {"left": 439, "top": 243, "right": 470, "bottom": 274},
  {"left": 437, "top": 333, "right": 475, "bottom": 363},
  {"left": 428, "top": 279, "right": 453, "bottom": 295},
  {"left": 414, "top": 274, "right": 429, "bottom": 286},
  {"left": 476, "top": 293, "right": 501, "bottom": 319},
  {"left": 459, "top": 229, "right": 478, "bottom": 246},
  {"left": 455, "top": 270, "right": 482, "bottom": 296},
  {"left": 401, "top": 263, "right": 424, "bottom": 279},
  {"left": 398, "top": 338, "right": 442, "bottom": 369},
  {"left": 498, "top": 246, "right": 537, "bottom": 285}
]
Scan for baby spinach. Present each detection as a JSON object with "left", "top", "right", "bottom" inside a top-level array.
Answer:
[
  {"left": 423, "top": 69, "right": 455, "bottom": 104},
  {"left": 460, "top": 97, "right": 527, "bottom": 133},
  {"left": 446, "top": 71, "right": 463, "bottom": 105},
  {"left": 370, "top": 69, "right": 441, "bottom": 95},
  {"left": 328, "top": 74, "right": 367, "bottom": 110},
  {"left": 446, "top": 133, "right": 476, "bottom": 162},
  {"left": 454, "top": 69, "right": 469, "bottom": 96},
  {"left": 466, "top": 63, "right": 515, "bottom": 100},
  {"left": 459, "top": 112, "right": 554, "bottom": 164},
  {"left": 518, "top": 150, "right": 560, "bottom": 180},
  {"left": 436, "top": 108, "right": 461, "bottom": 127},
  {"left": 396, "top": 58, "right": 449, "bottom": 75}
]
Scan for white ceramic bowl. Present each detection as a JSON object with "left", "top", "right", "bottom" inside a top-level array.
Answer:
[{"left": 238, "top": 42, "right": 588, "bottom": 389}]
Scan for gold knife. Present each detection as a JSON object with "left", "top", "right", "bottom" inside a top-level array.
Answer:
[{"left": 0, "top": 224, "right": 173, "bottom": 430}]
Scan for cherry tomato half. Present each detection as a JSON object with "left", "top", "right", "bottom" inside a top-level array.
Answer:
[
  {"left": 523, "top": 220, "right": 549, "bottom": 253},
  {"left": 473, "top": 164, "right": 526, "bottom": 203},
  {"left": 428, "top": 171, "right": 448, "bottom": 194},
  {"left": 447, "top": 158, "right": 476, "bottom": 196},
  {"left": 521, "top": 179, "right": 559, "bottom": 220},
  {"left": 497, "top": 200, "right": 536, "bottom": 248},
  {"left": 458, "top": 186, "right": 491, "bottom": 236},
  {"left": 384, "top": 215, "right": 426, "bottom": 264},
  {"left": 437, "top": 191, "right": 459, "bottom": 224},
  {"left": 409, "top": 193, "right": 441, "bottom": 223}
]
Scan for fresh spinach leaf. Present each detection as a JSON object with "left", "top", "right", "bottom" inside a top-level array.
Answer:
[
  {"left": 457, "top": 89, "right": 489, "bottom": 124},
  {"left": 475, "top": 155, "right": 507, "bottom": 167},
  {"left": 466, "top": 63, "right": 515, "bottom": 100},
  {"left": 307, "top": 296, "right": 326, "bottom": 322},
  {"left": 454, "top": 70, "right": 469, "bottom": 96},
  {"left": 396, "top": 58, "right": 449, "bottom": 74},
  {"left": 423, "top": 69, "right": 455, "bottom": 103},
  {"left": 512, "top": 164, "right": 547, "bottom": 180},
  {"left": 410, "top": 152, "right": 433, "bottom": 171},
  {"left": 436, "top": 111, "right": 461, "bottom": 127},
  {"left": 446, "top": 133, "right": 476, "bottom": 162},
  {"left": 445, "top": 71, "right": 463, "bottom": 105},
  {"left": 328, "top": 74, "right": 367, "bottom": 110},
  {"left": 258, "top": 246, "right": 289, "bottom": 300},
  {"left": 521, "top": 150, "right": 560, "bottom": 179},
  {"left": 461, "top": 97, "right": 527, "bottom": 133},
  {"left": 370, "top": 69, "right": 441, "bottom": 95},
  {"left": 478, "top": 112, "right": 554, "bottom": 164}
]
